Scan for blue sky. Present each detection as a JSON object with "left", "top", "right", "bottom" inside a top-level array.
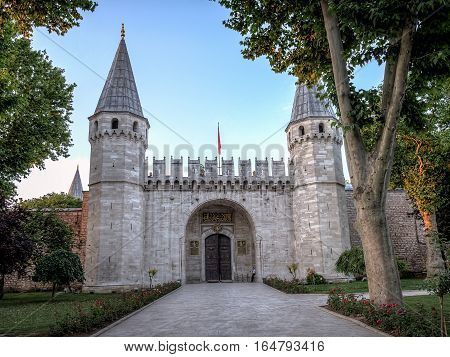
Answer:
[{"left": 17, "top": 0, "right": 384, "bottom": 199}]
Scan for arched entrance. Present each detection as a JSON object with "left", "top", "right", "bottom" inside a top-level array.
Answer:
[
  {"left": 205, "top": 234, "right": 232, "bottom": 282},
  {"left": 183, "top": 199, "right": 257, "bottom": 283}
]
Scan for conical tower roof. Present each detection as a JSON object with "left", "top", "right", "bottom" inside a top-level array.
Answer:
[
  {"left": 289, "top": 84, "right": 335, "bottom": 125},
  {"left": 95, "top": 25, "right": 143, "bottom": 117},
  {"left": 68, "top": 165, "right": 83, "bottom": 200}
]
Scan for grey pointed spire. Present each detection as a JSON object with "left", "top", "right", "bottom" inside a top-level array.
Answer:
[
  {"left": 68, "top": 165, "right": 83, "bottom": 200},
  {"left": 95, "top": 26, "right": 143, "bottom": 117},
  {"left": 289, "top": 84, "right": 335, "bottom": 124}
]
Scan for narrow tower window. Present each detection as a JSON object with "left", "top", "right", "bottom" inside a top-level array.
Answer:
[
  {"left": 94, "top": 120, "right": 98, "bottom": 131},
  {"left": 288, "top": 132, "right": 291, "bottom": 142},
  {"left": 111, "top": 118, "right": 119, "bottom": 129},
  {"left": 133, "top": 121, "right": 138, "bottom": 132},
  {"left": 299, "top": 126, "right": 305, "bottom": 136},
  {"left": 318, "top": 123, "right": 324, "bottom": 133}
]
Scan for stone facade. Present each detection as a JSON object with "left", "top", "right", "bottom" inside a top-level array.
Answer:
[{"left": 5, "top": 31, "right": 427, "bottom": 293}]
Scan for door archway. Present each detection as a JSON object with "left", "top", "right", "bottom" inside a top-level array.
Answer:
[{"left": 205, "top": 234, "right": 232, "bottom": 282}]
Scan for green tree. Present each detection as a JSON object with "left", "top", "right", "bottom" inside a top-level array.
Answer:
[
  {"left": 24, "top": 210, "right": 74, "bottom": 262},
  {"left": 32, "top": 249, "right": 84, "bottom": 296},
  {"left": 0, "top": 0, "right": 97, "bottom": 37},
  {"left": 0, "top": 23, "right": 75, "bottom": 197},
  {"left": 393, "top": 78, "right": 449, "bottom": 276},
  {"left": 217, "top": 0, "right": 449, "bottom": 305},
  {"left": 21, "top": 192, "right": 82, "bottom": 209},
  {"left": 335, "top": 247, "right": 366, "bottom": 278},
  {"left": 0, "top": 198, "right": 33, "bottom": 299}
]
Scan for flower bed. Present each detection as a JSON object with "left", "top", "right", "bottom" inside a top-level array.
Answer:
[
  {"left": 327, "top": 288, "right": 441, "bottom": 336},
  {"left": 264, "top": 277, "right": 310, "bottom": 293},
  {"left": 49, "top": 281, "right": 181, "bottom": 336}
]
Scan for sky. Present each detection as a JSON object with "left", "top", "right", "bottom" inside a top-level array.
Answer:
[{"left": 16, "top": 0, "right": 384, "bottom": 199}]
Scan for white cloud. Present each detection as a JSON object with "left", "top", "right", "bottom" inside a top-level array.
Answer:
[{"left": 16, "top": 157, "right": 89, "bottom": 200}]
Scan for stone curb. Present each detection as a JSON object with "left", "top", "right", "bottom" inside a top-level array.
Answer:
[
  {"left": 316, "top": 306, "right": 390, "bottom": 337},
  {"left": 91, "top": 286, "right": 183, "bottom": 337}
]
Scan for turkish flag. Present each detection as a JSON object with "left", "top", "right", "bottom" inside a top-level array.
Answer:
[{"left": 217, "top": 122, "right": 222, "bottom": 156}]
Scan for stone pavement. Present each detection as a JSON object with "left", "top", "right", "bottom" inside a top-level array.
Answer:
[{"left": 97, "top": 283, "right": 381, "bottom": 337}]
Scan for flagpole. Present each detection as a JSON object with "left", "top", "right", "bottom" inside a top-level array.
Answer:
[{"left": 218, "top": 122, "right": 221, "bottom": 176}]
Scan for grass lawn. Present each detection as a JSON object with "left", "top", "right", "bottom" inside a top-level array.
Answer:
[
  {"left": 404, "top": 294, "right": 450, "bottom": 331},
  {"left": 306, "top": 278, "right": 425, "bottom": 294},
  {"left": 0, "top": 291, "right": 121, "bottom": 336}
]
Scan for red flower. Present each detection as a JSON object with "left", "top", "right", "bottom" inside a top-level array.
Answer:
[{"left": 376, "top": 319, "right": 382, "bottom": 325}]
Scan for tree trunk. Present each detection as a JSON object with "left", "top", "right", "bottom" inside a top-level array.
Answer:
[
  {"left": 422, "top": 211, "right": 445, "bottom": 277},
  {"left": 355, "top": 200, "right": 403, "bottom": 305},
  {"left": 439, "top": 296, "right": 447, "bottom": 337},
  {"left": 52, "top": 282, "right": 56, "bottom": 297},
  {"left": 0, "top": 274, "right": 4, "bottom": 300}
]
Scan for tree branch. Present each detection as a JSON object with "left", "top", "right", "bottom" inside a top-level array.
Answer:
[
  {"left": 372, "top": 20, "right": 416, "bottom": 199},
  {"left": 320, "top": 0, "right": 367, "bottom": 186}
]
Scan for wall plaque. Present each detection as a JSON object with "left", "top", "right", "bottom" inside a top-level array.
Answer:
[
  {"left": 189, "top": 240, "right": 199, "bottom": 255},
  {"left": 202, "top": 212, "right": 232, "bottom": 224},
  {"left": 237, "top": 240, "right": 247, "bottom": 255}
]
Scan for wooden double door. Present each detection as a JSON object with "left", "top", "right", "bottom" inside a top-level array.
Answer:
[{"left": 205, "top": 234, "right": 232, "bottom": 282}]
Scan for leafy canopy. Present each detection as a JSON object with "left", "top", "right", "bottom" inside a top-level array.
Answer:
[
  {"left": 0, "top": 201, "right": 33, "bottom": 278},
  {"left": 32, "top": 249, "right": 84, "bottom": 287},
  {"left": 0, "top": 0, "right": 97, "bottom": 36},
  {"left": 0, "top": 23, "right": 74, "bottom": 197},
  {"left": 24, "top": 211, "right": 74, "bottom": 262},
  {"left": 217, "top": 0, "right": 449, "bottom": 143},
  {"left": 21, "top": 192, "right": 82, "bottom": 209}
]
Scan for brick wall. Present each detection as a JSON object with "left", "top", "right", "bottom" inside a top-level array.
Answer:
[
  {"left": 346, "top": 189, "right": 427, "bottom": 273},
  {"left": 4, "top": 191, "right": 89, "bottom": 292}
]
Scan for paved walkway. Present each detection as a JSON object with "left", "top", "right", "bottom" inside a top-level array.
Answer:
[{"left": 97, "top": 283, "right": 382, "bottom": 337}]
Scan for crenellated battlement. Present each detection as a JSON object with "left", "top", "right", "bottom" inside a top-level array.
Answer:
[
  {"left": 146, "top": 156, "right": 294, "bottom": 191},
  {"left": 89, "top": 128, "right": 148, "bottom": 146}
]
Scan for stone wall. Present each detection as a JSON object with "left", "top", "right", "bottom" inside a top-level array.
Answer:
[{"left": 346, "top": 189, "right": 427, "bottom": 273}]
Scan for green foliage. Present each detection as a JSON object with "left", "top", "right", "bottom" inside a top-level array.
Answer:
[
  {"left": 335, "top": 247, "right": 366, "bottom": 277},
  {"left": 0, "top": 199, "right": 33, "bottom": 298},
  {"left": 147, "top": 268, "right": 158, "bottom": 278},
  {"left": 0, "top": 0, "right": 97, "bottom": 37},
  {"left": 424, "top": 271, "right": 450, "bottom": 298},
  {"left": 49, "top": 282, "right": 181, "bottom": 336},
  {"left": 264, "top": 276, "right": 309, "bottom": 294},
  {"left": 24, "top": 211, "right": 74, "bottom": 261},
  {"left": 396, "top": 259, "right": 412, "bottom": 278},
  {"left": 336, "top": 247, "right": 412, "bottom": 278},
  {"left": 327, "top": 289, "right": 441, "bottom": 336},
  {"left": 305, "top": 268, "right": 327, "bottom": 285},
  {"left": 287, "top": 263, "right": 298, "bottom": 280},
  {"left": 21, "top": 193, "right": 82, "bottom": 209},
  {"left": 32, "top": 249, "right": 84, "bottom": 290},
  {"left": 0, "top": 22, "right": 74, "bottom": 197}
]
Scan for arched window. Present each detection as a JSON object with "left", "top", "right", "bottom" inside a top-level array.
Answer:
[
  {"left": 318, "top": 123, "right": 324, "bottom": 133},
  {"left": 133, "top": 121, "right": 138, "bottom": 132},
  {"left": 288, "top": 132, "right": 291, "bottom": 141},
  {"left": 111, "top": 118, "right": 119, "bottom": 130},
  {"left": 94, "top": 121, "right": 98, "bottom": 131},
  {"left": 299, "top": 126, "right": 305, "bottom": 136}
]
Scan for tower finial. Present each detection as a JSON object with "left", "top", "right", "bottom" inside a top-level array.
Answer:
[{"left": 121, "top": 23, "right": 125, "bottom": 39}]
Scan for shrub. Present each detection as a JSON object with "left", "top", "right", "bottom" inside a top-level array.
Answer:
[
  {"left": 49, "top": 281, "right": 181, "bottom": 336},
  {"left": 396, "top": 259, "right": 412, "bottom": 278},
  {"left": 287, "top": 263, "right": 298, "bottom": 280},
  {"left": 335, "top": 247, "right": 366, "bottom": 278},
  {"left": 336, "top": 247, "right": 412, "bottom": 279},
  {"left": 306, "top": 268, "right": 327, "bottom": 285},
  {"left": 327, "top": 289, "right": 441, "bottom": 336},
  {"left": 264, "top": 276, "right": 309, "bottom": 294}
]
